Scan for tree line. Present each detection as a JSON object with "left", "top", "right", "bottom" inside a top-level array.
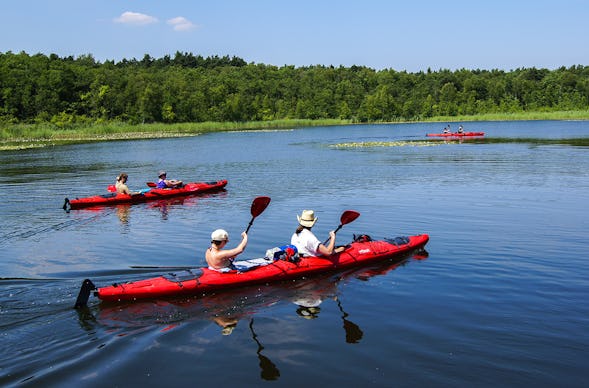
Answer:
[{"left": 1, "top": 51, "right": 588, "bottom": 127}]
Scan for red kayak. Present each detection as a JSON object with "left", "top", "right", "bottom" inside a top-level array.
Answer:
[
  {"left": 64, "top": 180, "right": 227, "bottom": 210},
  {"left": 74, "top": 233, "right": 429, "bottom": 306},
  {"left": 426, "top": 132, "right": 485, "bottom": 137}
]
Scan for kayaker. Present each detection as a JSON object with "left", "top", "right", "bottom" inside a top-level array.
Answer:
[
  {"left": 291, "top": 210, "right": 344, "bottom": 257},
  {"left": 156, "top": 171, "right": 183, "bottom": 189},
  {"left": 206, "top": 229, "right": 248, "bottom": 271},
  {"left": 115, "top": 173, "right": 131, "bottom": 194},
  {"left": 458, "top": 125, "right": 464, "bottom": 133},
  {"left": 442, "top": 125, "right": 449, "bottom": 134}
]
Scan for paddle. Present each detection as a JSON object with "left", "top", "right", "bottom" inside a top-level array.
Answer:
[
  {"left": 129, "top": 196, "right": 270, "bottom": 270},
  {"left": 245, "top": 196, "right": 271, "bottom": 233},
  {"left": 146, "top": 182, "right": 156, "bottom": 188},
  {"left": 323, "top": 210, "right": 360, "bottom": 245}
]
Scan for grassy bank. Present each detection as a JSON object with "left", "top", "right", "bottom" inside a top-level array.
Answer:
[
  {"left": 0, "top": 119, "right": 349, "bottom": 151},
  {"left": 1, "top": 111, "right": 588, "bottom": 151}
]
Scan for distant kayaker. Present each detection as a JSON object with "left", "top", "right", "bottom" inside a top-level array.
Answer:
[
  {"left": 115, "top": 173, "right": 131, "bottom": 194},
  {"left": 156, "top": 171, "right": 183, "bottom": 189},
  {"left": 458, "top": 125, "right": 464, "bottom": 133},
  {"left": 206, "top": 229, "right": 248, "bottom": 271},
  {"left": 291, "top": 210, "right": 344, "bottom": 257},
  {"left": 443, "top": 125, "right": 450, "bottom": 133}
]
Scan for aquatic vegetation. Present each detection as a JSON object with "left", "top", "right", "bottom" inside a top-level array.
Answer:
[{"left": 330, "top": 140, "right": 446, "bottom": 148}]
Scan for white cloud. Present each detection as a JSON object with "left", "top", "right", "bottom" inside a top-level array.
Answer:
[
  {"left": 114, "top": 11, "right": 158, "bottom": 26},
  {"left": 167, "top": 16, "right": 197, "bottom": 32}
]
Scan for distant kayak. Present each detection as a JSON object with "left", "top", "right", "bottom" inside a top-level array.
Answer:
[
  {"left": 63, "top": 180, "right": 227, "bottom": 211},
  {"left": 426, "top": 132, "right": 485, "bottom": 137},
  {"left": 74, "top": 233, "right": 429, "bottom": 306}
]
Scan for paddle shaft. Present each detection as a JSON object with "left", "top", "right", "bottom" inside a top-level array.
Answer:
[
  {"left": 323, "top": 210, "right": 360, "bottom": 245},
  {"left": 323, "top": 225, "right": 343, "bottom": 245}
]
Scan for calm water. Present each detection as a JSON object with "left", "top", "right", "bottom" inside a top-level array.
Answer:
[{"left": 1, "top": 121, "right": 588, "bottom": 387}]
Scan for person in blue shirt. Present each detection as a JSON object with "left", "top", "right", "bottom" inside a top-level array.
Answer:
[{"left": 156, "top": 171, "right": 183, "bottom": 189}]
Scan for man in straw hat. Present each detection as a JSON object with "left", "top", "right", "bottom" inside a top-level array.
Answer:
[{"left": 291, "top": 210, "right": 343, "bottom": 257}]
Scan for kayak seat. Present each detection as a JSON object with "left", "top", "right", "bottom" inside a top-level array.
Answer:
[
  {"left": 163, "top": 269, "right": 204, "bottom": 283},
  {"left": 384, "top": 236, "right": 410, "bottom": 246},
  {"left": 99, "top": 193, "right": 117, "bottom": 199},
  {"left": 353, "top": 234, "right": 372, "bottom": 242}
]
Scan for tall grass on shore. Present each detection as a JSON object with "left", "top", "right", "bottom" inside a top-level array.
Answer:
[
  {"left": 2, "top": 110, "right": 589, "bottom": 151},
  {"left": 0, "top": 119, "right": 349, "bottom": 150}
]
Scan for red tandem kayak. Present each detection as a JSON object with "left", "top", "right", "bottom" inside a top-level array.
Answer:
[
  {"left": 426, "top": 132, "right": 485, "bottom": 137},
  {"left": 74, "top": 233, "right": 429, "bottom": 306},
  {"left": 64, "top": 180, "right": 227, "bottom": 210}
]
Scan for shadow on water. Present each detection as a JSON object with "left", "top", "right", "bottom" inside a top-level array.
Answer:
[{"left": 74, "top": 252, "right": 427, "bottom": 382}]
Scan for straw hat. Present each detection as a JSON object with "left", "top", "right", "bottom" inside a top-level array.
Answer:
[{"left": 297, "top": 210, "right": 318, "bottom": 228}]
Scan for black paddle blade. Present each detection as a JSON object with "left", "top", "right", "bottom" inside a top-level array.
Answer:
[
  {"left": 340, "top": 210, "right": 360, "bottom": 225},
  {"left": 251, "top": 196, "right": 271, "bottom": 217},
  {"left": 74, "top": 279, "right": 96, "bottom": 309}
]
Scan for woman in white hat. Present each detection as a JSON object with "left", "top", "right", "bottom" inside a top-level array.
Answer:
[
  {"left": 206, "top": 229, "right": 248, "bottom": 271},
  {"left": 291, "top": 210, "right": 338, "bottom": 257}
]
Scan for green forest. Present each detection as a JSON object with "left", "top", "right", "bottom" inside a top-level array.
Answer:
[{"left": 1, "top": 50, "right": 588, "bottom": 127}]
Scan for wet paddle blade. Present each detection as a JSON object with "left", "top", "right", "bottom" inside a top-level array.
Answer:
[
  {"left": 146, "top": 182, "right": 156, "bottom": 188},
  {"left": 245, "top": 196, "right": 271, "bottom": 233},
  {"left": 324, "top": 210, "right": 360, "bottom": 245},
  {"left": 251, "top": 196, "right": 271, "bottom": 217},
  {"left": 340, "top": 210, "right": 360, "bottom": 225}
]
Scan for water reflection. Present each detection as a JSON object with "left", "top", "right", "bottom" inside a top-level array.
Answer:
[
  {"left": 77, "top": 252, "right": 426, "bottom": 381},
  {"left": 250, "top": 318, "right": 281, "bottom": 380},
  {"left": 69, "top": 191, "right": 227, "bottom": 225},
  {"left": 116, "top": 205, "right": 131, "bottom": 225}
]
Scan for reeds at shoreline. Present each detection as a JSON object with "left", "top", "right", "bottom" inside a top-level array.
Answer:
[{"left": 2, "top": 111, "right": 588, "bottom": 151}]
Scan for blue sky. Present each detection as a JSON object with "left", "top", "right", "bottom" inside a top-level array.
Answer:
[{"left": 1, "top": 0, "right": 587, "bottom": 71}]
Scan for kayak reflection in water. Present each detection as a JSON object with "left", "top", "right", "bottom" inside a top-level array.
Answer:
[{"left": 156, "top": 171, "right": 183, "bottom": 189}]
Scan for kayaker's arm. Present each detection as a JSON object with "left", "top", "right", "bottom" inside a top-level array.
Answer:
[
  {"left": 317, "top": 231, "right": 337, "bottom": 256},
  {"left": 166, "top": 179, "right": 183, "bottom": 188},
  {"left": 206, "top": 232, "right": 248, "bottom": 269}
]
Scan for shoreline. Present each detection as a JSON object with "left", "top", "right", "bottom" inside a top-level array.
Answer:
[{"left": 2, "top": 112, "right": 588, "bottom": 151}]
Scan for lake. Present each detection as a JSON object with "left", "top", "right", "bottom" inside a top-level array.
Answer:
[{"left": 1, "top": 121, "right": 588, "bottom": 387}]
